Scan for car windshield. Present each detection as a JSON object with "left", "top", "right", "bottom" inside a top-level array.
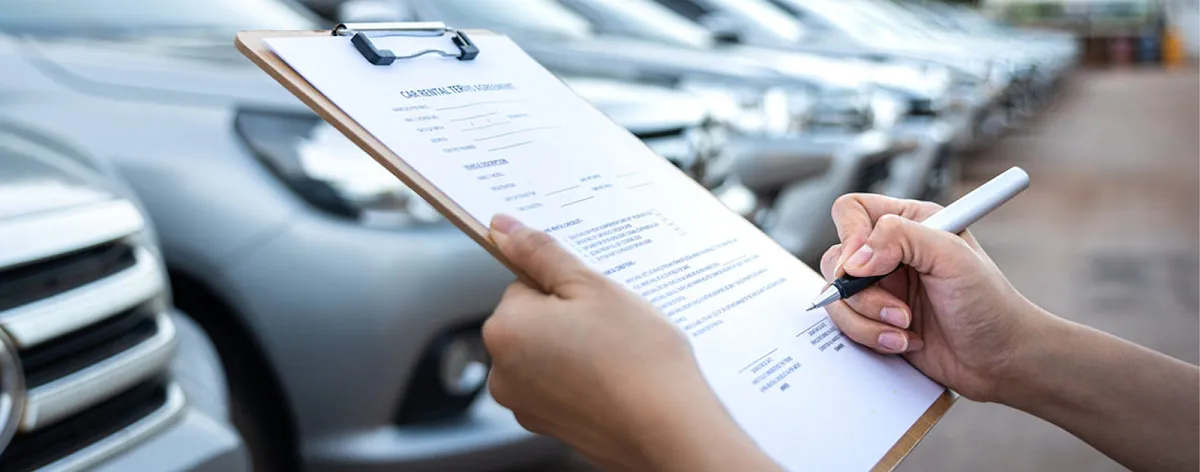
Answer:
[
  {"left": 770, "top": 0, "right": 918, "bottom": 42},
  {"left": 558, "top": 0, "right": 714, "bottom": 48},
  {"left": 425, "top": 0, "right": 594, "bottom": 41},
  {"left": 861, "top": 0, "right": 946, "bottom": 35},
  {"left": 704, "top": 0, "right": 807, "bottom": 43},
  {"left": 0, "top": 0, "right": 321, "bottom": 37}
]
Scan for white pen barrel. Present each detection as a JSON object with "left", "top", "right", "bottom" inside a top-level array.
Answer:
[{"left": 921, "top": 167, "right": 1030, "bottom": 234}]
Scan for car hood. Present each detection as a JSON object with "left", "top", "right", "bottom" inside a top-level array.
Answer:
[
  {"left": 19, "top": 35, "right": 309, "bottom": 110},
  {"left": 559, "top": 76, "right": 707, "bottom": 134},
  {"left": 0, "top": 138, "right": 116, "bottom": 221},
  {"left": 728, "top": 45, "right": 947, "bottom": 99},
  {"left": 19, "top": 35, "right": 702, "bottom": 131}
]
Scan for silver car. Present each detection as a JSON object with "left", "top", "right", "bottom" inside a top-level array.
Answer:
[
  {"left": 0, "top": 1, "right": 734, "bottom": 470},
  {"left": 545, "top": 0, "right": 972, "bottom": 203},
  {"left": 0, "top": 121, "right": 248, "bottom": 471}
]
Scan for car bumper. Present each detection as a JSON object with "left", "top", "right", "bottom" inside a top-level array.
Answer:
[
  {"left": 305, "top": 395, "right": 565, "bottom": 472},
  {"left": 91, "top": 312, "right": 250, "bottom": 472},
  {"left": 222, "top": 217, "right": 566, "bottom": 471}
]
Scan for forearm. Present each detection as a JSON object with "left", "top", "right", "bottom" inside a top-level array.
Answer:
[
  {"left": 643, "top": 424, "right": 781, "bottom": 472},
  {"left": 630, "top": 382, "right": 782, "bottom": 472},
  {"left": 998, "top": 310, "right": 1200, "bottom": 471}
]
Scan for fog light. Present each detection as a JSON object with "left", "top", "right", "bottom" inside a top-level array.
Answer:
[
  {"left": 438, "top": 334, "right": 488, "bottom": 397},
  {"left": 395, "top": 326, "right": 491, "bottom": 425},
  {"left": 713, "top": 183, "right": 758, "bottom": 220}
]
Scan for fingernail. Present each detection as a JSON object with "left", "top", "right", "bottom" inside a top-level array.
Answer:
[
  {"left": 878, "top": 331, "right": 908, "bottom": 352},
  {"left": 846, "top": 244, "right": 874, "bottom": 268},
  {"left": 880, "top": 307, "right": 909, "bottom": 329},
  {"left": 491, "top": 214, "right": 524, "bottom": 235}
]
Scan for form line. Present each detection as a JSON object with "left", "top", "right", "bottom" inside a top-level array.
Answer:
[
  {"left": 628, "top": 182, "right": 655, "bottom": 190},
  {"left": 487, "top": 141, "right": 533, "bottom": 152},
  {"left": 738, "top": 348, "right": 779, "bottom": 374},
  {"left": 474, "top": 125, "right": 560, "bottom": 141},
  {"left": 561, "top": 196, "right": 595, "bottom": 208},
  {"left": 462, "top": 121, "right": 510, "bottom": 132},
  {"left": 723, "top": 255, "right": 748, "bottom": 266},
  {"left": 450, "top": 112, "right": 497, "bottom": 122},
  {"left": 545, "top": 185, "right": 581, "bottom": 196},
  {"left": 435, "top": 100, "right": 521, "bottom": 111},
  {"left": 797, "top": 317, "right": 830, "bottom": 337}
]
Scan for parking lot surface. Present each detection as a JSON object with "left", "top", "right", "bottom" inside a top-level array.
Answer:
[
  {"left": 900, "top": 69, "right": 1200, "bottom": 472},
  {"left": 522, "top": 69, "right": 1200, "bottom": 472}
]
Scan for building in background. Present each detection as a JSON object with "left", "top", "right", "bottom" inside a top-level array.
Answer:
[{"left": 981, "top": 0, "right": 1198, "bottom": 65}]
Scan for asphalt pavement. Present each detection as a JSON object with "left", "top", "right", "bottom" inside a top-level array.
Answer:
[{"left": 521, "top": 68, "right": 1200, "bottom": 472}]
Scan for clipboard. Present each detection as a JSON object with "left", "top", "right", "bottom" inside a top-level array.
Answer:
[{"left": 235, "top": 24, "right": 956, "bottom": 472}]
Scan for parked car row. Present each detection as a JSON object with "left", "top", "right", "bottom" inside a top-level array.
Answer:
[{"left": 0, "top": 0, "right": 1075, "bottom": 471}]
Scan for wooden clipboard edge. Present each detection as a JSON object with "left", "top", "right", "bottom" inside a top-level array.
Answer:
[
  {"left": 235, "top": 29, "right": 955, "bottom": 471},
  {"left": 234, "top": 29, "right": 535, "bottom": 286},
  {"left": 871, "top": 390, "right": 957, "bottom": 472}
]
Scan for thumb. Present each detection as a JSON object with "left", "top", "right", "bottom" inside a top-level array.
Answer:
[
  {"left": 841, "top": 214, "right": 976, "bottom": 278},
  {"left": 489, "top": 214, "right": 597, "bottom": 296}
]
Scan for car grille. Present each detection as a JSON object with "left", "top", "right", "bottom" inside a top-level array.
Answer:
[
  {"left": 0, "top": 379, "right": 169, "bottom": 472},
  {"left": 0, "top": 199, "right": 183, "bottom": 471},
  {"left": 20, "top": 307, "right": 159, "bottom": 389},
  {"left": 0, "top": 242, "right": 136, "bottom": 313}
]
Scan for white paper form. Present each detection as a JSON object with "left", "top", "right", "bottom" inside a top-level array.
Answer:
[{"left": 266, "top": 33, "right": 944, "bottom": 471}]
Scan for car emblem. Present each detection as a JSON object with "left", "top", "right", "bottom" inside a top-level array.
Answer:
[{"left": 0, "top": 329, "right": 25, "bottom": 453}]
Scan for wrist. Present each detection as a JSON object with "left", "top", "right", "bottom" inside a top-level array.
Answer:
[{"left": 990, "top": 306, "right": 1075, "bottom": 410}]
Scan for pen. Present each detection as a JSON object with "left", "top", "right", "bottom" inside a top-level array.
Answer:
[{"left": 806, "top": 166, "right": 1031, "bottom": 311}]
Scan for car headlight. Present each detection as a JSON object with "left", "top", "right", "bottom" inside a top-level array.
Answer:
[
  {"left": 690, "top": 120, "right": 737, "bottom": 188},
  {"left": 869, "top": 90, "right": 907, "bottom": 130},
  {"left": 235, "top": 110, "right": 443, "bottom": 227},
  {"left": 806, "top": 87, "right": 873, "bottom": 131},
  {"left": 679, "top": 82, "right": 809, "bottom": 136},
  {"left": 712, "top": 182, "right": 758, "bottom": 220}
]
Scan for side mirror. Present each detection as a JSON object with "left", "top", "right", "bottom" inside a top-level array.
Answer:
[
  {"left": 700, "top": 13, "right": 743, "bottom": 44},
  {"left": 336, "top": 0, "right": 412, "bottom": 23},
  {"left": 712, "top": 28, "right": 742, "bottom": 44}
]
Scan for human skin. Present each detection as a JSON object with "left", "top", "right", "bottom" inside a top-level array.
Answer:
[{"left": 481, "top": 194, "right": 1200, "bottom": 471}]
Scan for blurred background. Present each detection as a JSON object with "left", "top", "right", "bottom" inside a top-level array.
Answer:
[{"left": 0, "top": 1, "right": 1195, "bottom": 472}]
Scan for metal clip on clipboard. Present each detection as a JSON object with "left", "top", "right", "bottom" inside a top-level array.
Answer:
[{"left": 332, "top": 22, "right": 479, "bottom": 66}]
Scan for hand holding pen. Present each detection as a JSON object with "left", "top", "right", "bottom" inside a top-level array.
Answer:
[{"left": 810, "top": 167, "right": 1030, "bottom": 311}]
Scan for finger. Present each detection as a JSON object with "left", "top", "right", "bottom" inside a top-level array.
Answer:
[
  {"left": 822, "top": 244, "right": 913, "bottom": 302},
  {"left": 824, "top": 300, "right": 919, "bottom": 354},
  {"left": 487, "top": 369, "right": 517, "bottom": 410},
  {"left": 843, "top": 286, "right": 912, "bottom": 329},
  {"left": 512, "top": 413, "right": 549, "bottom": 435},
  {"left": 490, "top": 214, "right": 599, "bottom": 297},
  {"left": 497, "top": 280, "right": 546, "bottom": 307},
  {"left": 831, "top": 194, "right": 944, "bottom": 255},
  {"left": 482, "top": 282, "right": 546, "bottom": 362},
  {"left": 841, "top": 213, "right": 978, "bottom": 278},
  {"left": 819, "top": 244, "right": 843, "bottom": 281}
]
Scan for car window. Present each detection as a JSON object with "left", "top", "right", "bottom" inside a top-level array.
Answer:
[
  {"left": 773, "top": 0, "right": 909, "bottom": 42},
  {"left": 765, "top": 0, "right": 833, "bottom": 32},
  {"left": 703, "top": 0, "right": 807, "bottom": 42},
  {"left": 656, "top": 0, "right": 714, "bottom": 21},
  {"left": 425, "top": 0, "right": 593, "bottom": 40},
  {"left": 557, "top": 0, "right": 714, "bottom": 49},
  {"left": 0, "top": 0, "right": 320, "bottom": 36}
]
